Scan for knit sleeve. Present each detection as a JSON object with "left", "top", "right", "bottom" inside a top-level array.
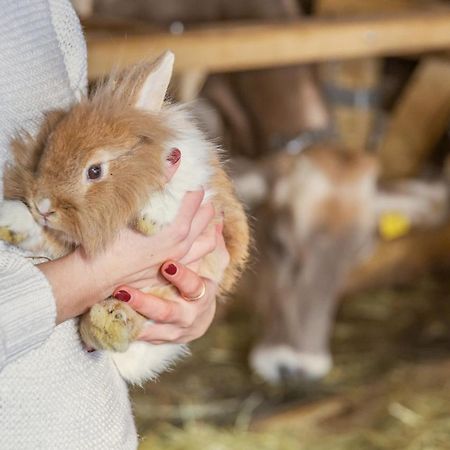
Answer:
[
  {"left": 0, "top": 0, "right": 87, "bottom": 371},
  {"left": 48, "top": 0, "right": 88, "bottom": 99},
  {"left": 0, "top": 251, "right": 56, "bottom": 371}
]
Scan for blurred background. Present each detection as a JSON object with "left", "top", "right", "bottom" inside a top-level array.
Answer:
[{"left": 73, "top": 1, "right": 450, "bottom": 449}]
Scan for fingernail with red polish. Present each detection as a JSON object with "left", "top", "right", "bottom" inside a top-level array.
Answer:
[
  {"left": 114, "top": 290, "right": 131, "bottom": 302},
  {"left": 167, "top": 147, "right": 181, "bottom": 165},
  {"left": 164, "top": 263, "right": 177, "bottom": 276}
]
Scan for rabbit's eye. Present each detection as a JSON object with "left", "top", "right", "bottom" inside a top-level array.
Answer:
[{"left": 87, "top": 164, "right": 102, "bottom": 181}]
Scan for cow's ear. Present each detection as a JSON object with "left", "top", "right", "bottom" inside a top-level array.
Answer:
[
  {"left": 376, "top": 179, "right": 449, "bottom": 230},
  {"left": 230, "top": 157, "right": 268, "bottom": 208}
]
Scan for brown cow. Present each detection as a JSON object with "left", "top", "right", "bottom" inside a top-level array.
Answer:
[{"left": 234, "top": 145, "right": 448, "bottom": 383}]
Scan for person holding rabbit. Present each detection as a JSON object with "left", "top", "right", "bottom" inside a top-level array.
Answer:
[{"left": 0, "top": 1, "right": 227, "bottom": 448}]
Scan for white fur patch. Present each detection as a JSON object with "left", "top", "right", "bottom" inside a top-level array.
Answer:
[
  {"left": 234, "top": 171, "right": 268, "bottom": 206},
  {"left": 0, "top": 200, "right": 44, "bottom": 251},
  {"left": 141, "top": 104, "right": 215, "bottom": 227},
  {"left": 249, "top": 344, "right": 332, "bottom": 384},
  {"left": 111, "top": 342, "right": 189, "bottom": 385},
  {"left": 375, "top": 180, "right": 448, "bottom": 228}
]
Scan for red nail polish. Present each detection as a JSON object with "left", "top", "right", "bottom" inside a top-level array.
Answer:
[
  {"left": 167, "top": 148, "right": 181, "bottom": 165},
  {"left": 164, "top": 263, "right": 177, "bottom": 276},
  {"left": 114, "top": 290, "right": 131, "bottom": 302}
]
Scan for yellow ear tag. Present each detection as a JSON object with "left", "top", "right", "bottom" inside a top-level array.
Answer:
[{"left": 378, "top": 212, "right": 411, "bottom": 240}]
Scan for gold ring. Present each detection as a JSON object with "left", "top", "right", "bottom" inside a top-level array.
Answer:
[{"left": 182, "top": 281, "right": 206, "bottom": 302}]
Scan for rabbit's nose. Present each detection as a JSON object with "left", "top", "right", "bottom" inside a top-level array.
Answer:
[{"left": 36, "top": 198, "right": 55, "bottom": 217}]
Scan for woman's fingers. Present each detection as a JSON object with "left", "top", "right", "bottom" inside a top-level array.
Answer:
[
  {"left": 163, "top": 190, "right": 216, "bottom": 262},
  {"left": 113, "top": 273, "right": 218, "bottom": 343},
  {"left": 114, "top": 286, "right": 182, "bottom": 324},
  {"left": 215, "top": 228, "right": 230, "bottom": 273},
  {"left": 161, "top": 261, "right": 207, "bottom": 301},
  {"left": 184, "top": 202, "right": 215, "bottom": 247},
  {"left": 137, "top": 323, "right": 206, "bottom": 344},
  {"left": 168, "top": 190, "right": 205, "bottom": 243},
  {"left": 179, "top": 222, "right": 218, "bottom": 265},
  {"left": 135, "top": 282, "right": 217, "bottom": 343}
]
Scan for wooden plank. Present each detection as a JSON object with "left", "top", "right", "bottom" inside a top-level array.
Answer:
[
  {"left": 86, "top": 10, "right": 450, "bottom": 79},
  {"left": 345, "top": 223, "right": 450, "bottom": 293},
  {"left": 317, "top": 0, "right": 444, "bottom": 15},
  {"left": 379, "top": 58, "right": 450, "bottom": 179},
  {"left": 252, "top": 396, "right": 349, "bottom": 431}
]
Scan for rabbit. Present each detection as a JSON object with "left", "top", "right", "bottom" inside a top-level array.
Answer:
[{"left": 0, "top": 51, "right": 249, "bottom": 384}]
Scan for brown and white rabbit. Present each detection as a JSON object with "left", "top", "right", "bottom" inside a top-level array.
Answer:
[{"left": 0, "top": 51, "right": 249, "bottom": 384}]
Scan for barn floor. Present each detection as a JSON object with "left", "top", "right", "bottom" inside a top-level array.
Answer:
[{"left": 132, "top": 274, "right": 450, "bottom": 450}]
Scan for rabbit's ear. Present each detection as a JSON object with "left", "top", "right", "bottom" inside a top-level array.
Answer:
[{"left": 135, "top": 51, "right": 174, "bottom": 112}]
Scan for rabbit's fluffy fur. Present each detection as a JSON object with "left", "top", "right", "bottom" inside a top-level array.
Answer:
[{"left": 0, "top": 52, "right": 249, "bottom": 384}]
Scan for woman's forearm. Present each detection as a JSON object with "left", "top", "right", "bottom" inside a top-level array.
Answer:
[
  {"left": 37, "top": 249, "right": 107, "bottom": 325},
  {"left": 0, "top": 251, "right": 55, "bottom": 370}
]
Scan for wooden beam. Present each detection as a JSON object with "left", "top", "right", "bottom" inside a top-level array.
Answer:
[
  {"left": 317, "top": 0, "right": 444, "bottom": 15},
  {"left": 86, "top": 10, "right": 450, "bottom": 79},
  {"left": 345, "top": 224, "right": 450, "bottom": 293},
  {"left": 379, "top": 57, "right": 450, "bottom": 179}
]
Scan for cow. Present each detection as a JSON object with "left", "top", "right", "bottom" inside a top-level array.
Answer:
[{"left": 233, "top": 144, "right": 448, "bottom": 383}]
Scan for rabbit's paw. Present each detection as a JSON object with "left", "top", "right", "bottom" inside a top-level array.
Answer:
[
  {"left": 0, "top": 227, "right": 27, "bottom": 245},
  {"left": 0, "top": 200, "right": 42, "bottom": 248},
  {"left": 80, "top": 299, "right": 145, "bottom": 352},
  {"left": 135, "top": 213, "right": 162, "bottom": 236}
]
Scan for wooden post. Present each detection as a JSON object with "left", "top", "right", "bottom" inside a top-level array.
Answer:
[
  {"left": 316, "top": 0, "right": 387, "bottom": 152},
  {"left": 319, "top": 58, "right": 382, "bottom": 152},
  {"left": 71, "top": 0, "right": 93, "bottom": 18},
  {"left": 172, "top": 70, "right": 208, "bottom": 102},
  {"left": 378, "top": 58, "right": 450, "bottom": 179}
]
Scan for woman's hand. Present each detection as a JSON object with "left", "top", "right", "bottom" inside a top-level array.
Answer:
[
  {"left": 39, "top": 190, "right": 217, "bottom": 324},
  {"left": 85, "top": 190, "right": 216, "bottom": 294},
  {"left": 112, "top": 228, "right": 230, "bottom": 344}
]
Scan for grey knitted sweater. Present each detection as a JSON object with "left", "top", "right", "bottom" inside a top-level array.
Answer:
[{"left": 0, "top": 1, "right": 137, "bottom": 448}]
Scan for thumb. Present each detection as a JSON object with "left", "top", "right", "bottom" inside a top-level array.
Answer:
[
  {"left": 161, "top": 261, "right": 206, "bottom": 301},
  {"left": 113, "top": 286, "right": 178, "bottom": 323}
]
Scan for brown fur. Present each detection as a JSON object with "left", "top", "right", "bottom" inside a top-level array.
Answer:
[
  {"left": 209, "top": 156, "right": 250, "bottom": 293},
  {"left": 3, "top": 57, "right": 249, "bottom": 354},
  {"left": 5, "top": 75, "right": 171, "bottom": 255}
]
